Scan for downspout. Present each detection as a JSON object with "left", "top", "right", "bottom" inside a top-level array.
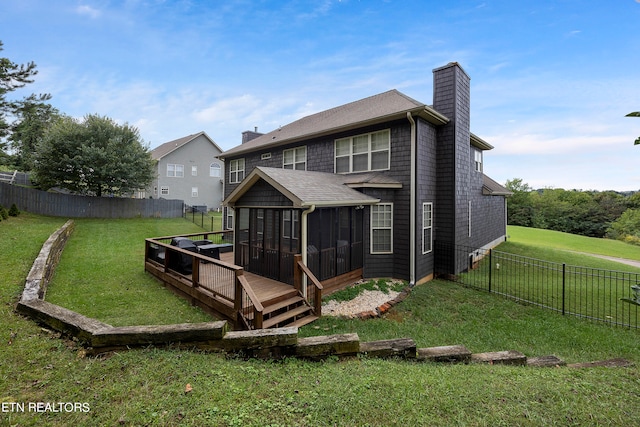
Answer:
[
  {"left": 300, "top": 204, "right": 316, "bottom": 297},
  {"left": 407, "top": 112, "right": 416, "bottom": 287}
]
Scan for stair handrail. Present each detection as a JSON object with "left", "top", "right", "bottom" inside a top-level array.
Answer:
[
  {"left": 294, "top": 254, "right": 323, "bottom": 316},
  {"left": 235, "top": 270, "right": 264, "bottom": 329}
]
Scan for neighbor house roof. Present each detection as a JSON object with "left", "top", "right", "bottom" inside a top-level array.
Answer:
[
  {"left": 225, "top": 167, "right": 386, "bottom": 208},
  {"left": 151, "top": 131, "right": 223, "bottom": 160},
  {"left": 482, "top": 175, "right": 513, "bottom": 196},
  {"left": 219, "top": 90, "right": 450, "bottom": 158}
]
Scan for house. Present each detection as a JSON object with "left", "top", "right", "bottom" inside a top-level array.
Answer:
[
  {"left": 149, "top": 132, "right": 225, "bottom": 211},
  {"left": 219, "top": 62, "right": 511, "bottom": 291}
]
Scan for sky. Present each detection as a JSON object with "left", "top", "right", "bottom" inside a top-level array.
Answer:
[{"left": 2, "top": 0, "right": 640, "bottom": 191}]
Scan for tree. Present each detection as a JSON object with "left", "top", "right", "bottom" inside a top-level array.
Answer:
[
  {"left": 9, "top": 94, "right": 60, "bottom": 171},
  {"left": 1, "top": 40, "right": 52, "bottom": 162},
  {"left": 32, "top": 114, "right": 156, "bottom": 197},
  {"left": 627, "top": 112, "right": 640, "bottom": 145},
  {"left": 505, "top": 178, "right": 534, "bottom": 226}
]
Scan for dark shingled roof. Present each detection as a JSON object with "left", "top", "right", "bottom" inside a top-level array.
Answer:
[
  {"left": 225, "top": 167, "right": 390, "bottom": 208},
  {"left": 482, "top": 175, "right": 512, "bottom": 196},
  {"left": 220, "top": 90, "right": 449, "bottom": 158}
]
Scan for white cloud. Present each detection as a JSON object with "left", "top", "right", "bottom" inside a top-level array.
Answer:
[{"left": 75, "top": 5, "right": 101, "bottom": 19}]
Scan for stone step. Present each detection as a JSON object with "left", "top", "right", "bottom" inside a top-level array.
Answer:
[
  {"left": 471, "top": 350, "right": 527, "bottom": 366},
  {"left": 296, "top": 333, "right": 360, "bottom": 359},
  {"left": 527, "top": 355, "right": 566, "bottom": 367},
  {"left": 416, "top": 345, "right": 471, "bottom": 363},
  {"left": 360, "top": 338, "right": 416, "bottom": 359}
]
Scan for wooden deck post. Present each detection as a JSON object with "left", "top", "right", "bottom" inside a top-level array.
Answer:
[{"left": 293, "top": 254, "right": 302, "bottom": 293}]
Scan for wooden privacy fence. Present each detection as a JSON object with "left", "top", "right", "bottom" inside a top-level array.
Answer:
[{"left": 0, "top": 182, "right": 183, "bottom": 218}]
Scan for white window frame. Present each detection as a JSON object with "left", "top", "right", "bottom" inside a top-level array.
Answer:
[
  {"left": 283, "top": 146, "right": 307, "bottom": 170},
  {"left": 370, "top": 203, "right": 393, "bottom": 254},
  {"left": 335, "top": 129, "right": 390, "bottom": 174},
  {"left": 192, "top": 165, "right": 198, "bottom": 176},
  {"left": 210, "top": 163, "right": 221, "bottom": 177},
  {"left": 226, "top": 207, "right": 234, "bottom": 230},
  {"left": 160, "top": 186, "right": 169, "bottom": 196},
  {"left": 229, "top": 159, "right": 245, "bottom": 184},
  {"left": 474, "top": 149, "right": 483, "bottom": 172},
  {"left": 192, "top": 187, "right": 199, "bottom": 198},
  {"left": 167, "top": 163, "right": 184, "bottom": 177},
  {"left": 422, "top": 202, "right": 433, "bottom": 254}
]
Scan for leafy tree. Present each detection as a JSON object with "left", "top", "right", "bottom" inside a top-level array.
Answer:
[
  {"left": 1, "top": 40, "right": 53, "bottom": 164},
  {"left": 607, "top": 208, "right": 640, "bottom": 246},
  {"left": 32, "top": 114, "right": 156, "bottom": 197},
  {"left": 505, "top": 178, "right": 534, "bottom": 226},
  {"left": 627, "top": 112, "right": 640, "bottom": 145}
]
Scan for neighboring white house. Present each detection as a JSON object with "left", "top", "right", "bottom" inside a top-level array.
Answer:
[{"left": 149, "top": 131, "right": 225, "bottom": 211}]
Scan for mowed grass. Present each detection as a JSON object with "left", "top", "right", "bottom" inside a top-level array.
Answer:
[
  {"left": 1, "top": 215, "right": 639, "bottom": 426},
  {"left": 44, "top": 217, "right": 213, "bottom": 326},
  {"left": 508, "top": 225, "right": 640, "bottom": 261}
]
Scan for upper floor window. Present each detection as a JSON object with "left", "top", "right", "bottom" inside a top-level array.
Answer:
[
  {"left": 283, "top": 146, "right": 307, "bottom": 170},
  {"left": 229, "top": 158, "right": 245, "bottom": 184},
  {"left": 474, "top": 149, "right": 483, "bottom": 172},
  {"left": 210, "top": 163, "right": 221, "bottom": 177},
  {"left": 167, "top": 163, "right": 184, "bottom": 177},
  {"left": 192, "top": 165, "right": 198, "bottom": 176},
  {"left": 335, "top": 129, "right": 390, "bottom": 173}
]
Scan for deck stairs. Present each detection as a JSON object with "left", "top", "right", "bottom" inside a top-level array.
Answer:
[{"left": 260, "top": 289, "right": 319, "bottom": 329}]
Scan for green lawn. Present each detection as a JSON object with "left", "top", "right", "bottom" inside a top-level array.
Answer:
[{"left": 1, "top": 216, "right": 639, "bottom": 426}]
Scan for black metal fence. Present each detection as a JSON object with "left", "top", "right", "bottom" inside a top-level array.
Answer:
[
  {"left": 183, "top": 204, "right": 222, "bottom": 231},
  {"left": 434, "top": 241, "right": 640, "bottom": 329}
]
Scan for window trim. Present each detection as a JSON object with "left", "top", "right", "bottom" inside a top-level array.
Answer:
[
  {"left": 167, "top": 163, "right": 184, "bottom": 178},
  {"left": 192, "top": 187, "right": 199, "bottom": 198},
  {"left": 229, "top": 158, "right": 245, "bottom": 184},
  {"left": 191, "top": 165, "right": 198, "bottom": 176},
  {"left": 422, "top": 202, "right": 433, "bottom": 254},
  {"left": 334, "top": 129, "right": 391, "bottom": 174},
  {"left": 474, "top": 149, "right": 483, "bottom": 172},
  {"left": 160, "top": 186, "right": 169, "bottom": 196},
  {"left": 283, "top": 146, "right": 307, "bottom": 170},
  {"left": 210, "top": 163, "right": 221, "bottom": 177},
  {"left": 370, "top": 203, "right": 393, "bottom": 254}
]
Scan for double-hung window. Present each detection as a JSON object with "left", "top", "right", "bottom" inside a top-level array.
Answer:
[
  {"left": 167, "top": 163, "right": 184, "bottom": 177},
  {"left": 210, "top": 163, "right": 221, "bottom": 177},
  {"left": 229, "top": 159, "right": 245, "bottom": 183},
  {"left": 422, "top": 202, "right": 433, "bottom": 254},
  {"left": 283, "top": 147, "right": 307, "bottom": 170},
  {"left": 474, "top": 149, "right": 483, "bottom": 172},
  {"left": 335, "top": 129, "right": 390, "bottom": 173},
  {"left": 371, "top": 203, "right": 393, "bottom": 253}
]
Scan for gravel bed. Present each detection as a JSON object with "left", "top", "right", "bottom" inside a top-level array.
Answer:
[{"left": 322, "top": 289, "right": 401, "bottom": 317}]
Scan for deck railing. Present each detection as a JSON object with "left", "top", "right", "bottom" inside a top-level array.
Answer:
[
  {"left": 294, "top": 254, "right": 323, "bottom": 316},
  {"left": 145, "top": 231, "right": 269, "bottom": 329}
]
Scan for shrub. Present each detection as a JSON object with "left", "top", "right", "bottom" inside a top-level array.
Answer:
[
  {"left": 8, "top": 203, "right": 20, "bottom": 217},
  {"left": 0, "top": 205, "right": 8, "bottom": 220}
]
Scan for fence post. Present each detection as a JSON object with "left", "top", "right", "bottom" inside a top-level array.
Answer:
[
  {"left": 562, "top": 263, "right": 566, "bottom": 316},
  {"left": 488, "top": 249, "right": 492, "bottom": 292}
]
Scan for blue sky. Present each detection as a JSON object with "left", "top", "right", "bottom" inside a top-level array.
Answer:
[{"left": 2, "top": 0, "right": 640, "bottom": 191}]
